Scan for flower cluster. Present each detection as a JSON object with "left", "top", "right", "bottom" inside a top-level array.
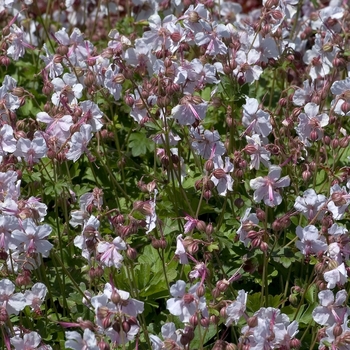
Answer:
[{"left": 2, "top": 0, "right": 350, "bottom": 349}]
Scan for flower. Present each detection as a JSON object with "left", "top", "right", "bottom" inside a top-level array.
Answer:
[
  {"left": 327, "top": 184, "right": 350, "bottom": 220},
  {"left": 191, "top": 127, "right": 225, "bottom": 160},
  {"left": 234, "top": 49, "right": 263, "bottom": 84},
  {"left": 23, "top": 282, "right": 48, "bottom": 312},
  {"left": 65, "top": 329, "right": 99, "bottom": 350},
  {"left": 0, "top": 279, "right": 26, "bottom": 315},
  {"left": 6, "top": 24, "right": 35, "bottom": 60},
  {"left": 295, "top": 102, "right": 329, "bottom": 146},
  {"left": 104, "top": 64, "right": 123, "bottom": 101},
  {"left": 225, "top": 290, "right": 247, "bottom": 326},
  {"left": 237, "top": 208, "right": 259, "bottom": 247},
  {"left": 145, "top": 189, "right": 158, "bottom": 234},
  {"left": 211, "top": 156, "right": 234, "bottom": 196},
  {"left": 13, "top": 136, "right": 48, "bottom": 166},
  {"left": 51, "top": 73, "right": 83, "bottom": 107},
  {"left": 295, "top": 225, "right": 327, "bottom": 256},
  {"left": 312, "top": 289, "right": 349, "bottom": 326},
  {"left": 324, "top": 263, "right": 347, "bottom": 289},
  {"left": 293, "top": 188, "right": 327, "bottom": 221},
  {"left": 66, "top": 124, "right": 93, "bottom": 162},
  {"left": 245, "top": 134, "right": 271, "bottom": 170},
  {"left": 250, "top": 165, "right": 290, "bottom": 207},
  {"left": 175, "top": 234, "right": 188, "bottom": 264},
  {"left": 0, "top": 124, "right": 16, "bottom": 155},
  {"left": 172, "top": 98, "right": 208, "bottom": 125},
  {"left": 97, "top": 237, "right": 126, "bottom": 268},
  {"left": 242, "top": 97, "right": 272, "bottom": 137},
  {"left": 103, "top": 283, "right": 144, "bottom": 317},
  {"left": 11, "top": 331, "right": 52, "bottom": 350},
  {"left": 166, "top": 280, "right": 208, "bottom": 323},
  {"left": 12, "top": 219, "right": 53, "bottom": 257}
]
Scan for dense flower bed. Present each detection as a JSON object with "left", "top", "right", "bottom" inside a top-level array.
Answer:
[{"left": 0, "top": 0, "right": 350, "bottom": 349}]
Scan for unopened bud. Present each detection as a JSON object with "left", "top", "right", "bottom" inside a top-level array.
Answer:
[
  {"left": 247, "top": 315, "right": 258, "bottom": 328},
  {"left": 189, "top": 11, "right": 200, "bottom": 23},
  {"left": 200, "top": 317, "right": 210, "bottom": 327},
  {"left": 331, "top": 192, "right": 347, "bottom": 206},
  {"left": 196, "top": 220, "right": 207, "bottom": 232},
  {"left": 256, "top": 208, "right": 265, "bottom": 221},
  {"left": 302, "top": 170, "right": 311, "bottom": 182},
  {"left": 206, "top": 222, "right": 213, "bottom": 235},
  {"left": 127, "top": 247, "right": 137, "bottom": 260},
  {"left": 196, "top": 285, "right": 205, "bottom": 297},
  {"left": 213, "top": 169, "right": 227, "bottom": 179},
  {"left": 205, "top": 159, "right": 214, "bottom": 172},
  {"left": 183, "top": 293, "right": 195, "bottom": 304},
  {"left": 0, "top": 307, "right": 8, "bottom": 323},
  {"left": 122, "top": 321, "right": 131, "bottom": 333},
  {"left": 190, "top": 314, "right": 198, "bottom": 326},
  {"left": 341, "top": 101, "right": 350, "bottom": 114},
  {"left": 333, "top": 324, "right": 343, "bottom": 337},
  {"left": 340, "top": 137, "right": 349, "bottom": 148},
  {"left": 216, "top": 279, "right": 229, "bottom": 292}
]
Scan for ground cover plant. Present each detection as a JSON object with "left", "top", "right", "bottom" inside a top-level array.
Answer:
[{"left": 1, "top": 0, "right": 350, "bottom": 349}]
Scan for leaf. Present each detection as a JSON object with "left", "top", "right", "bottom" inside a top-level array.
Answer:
[
  {"left": 190, "top": 325, "right": 217, "bottom": 349},
  {"left": 207, "top": 242, "right": 219, "bottom": 252},
  {"left": 299, "top": 302, "right": 317, "bottom": 325},
  {"left": 129, "top": 132, "right": 154, "bottom": 157}
]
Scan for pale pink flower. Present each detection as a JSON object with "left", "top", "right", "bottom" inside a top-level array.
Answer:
[
  {"left": 12, "top": 219, "right": 53, "bottom": 257},
  {"left": 250, "top": 166, "right": 290, "bottom": 207},
  {"left": 97, "top": 237, "right": 126, "bottom": 268},
  {"left": 0, "top": 279, "right": 26, "bottom": 315},
  {"left": 14, "top": 136, "right": 48, "bottom": 167},
  {"left": 23, "top": 282, "right": 48, "bottom": 312},
  {"left": 166, "top": 280, "right": 208, "bottom": 323}
]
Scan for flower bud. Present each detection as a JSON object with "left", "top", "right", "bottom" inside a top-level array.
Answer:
[
  {"left": 200, "top": 317, "right": 210, "bottom": 328},
  {"left": 183, "top": 293, "right": 195, "bottom": 304},
  {"left": 290, "top": 338, "right": 301, "bottom": 349},
  {"left": 0, "top": 250, "right": 8, "bottom": 260},
  {"left": 188, "top": 241, "right": 199, "bottom": 255},
  {"left": 122, "top": 321, "right": 131, "bottom": 333},
  {"left": 339, "top": 137, "right": 349, "bottom": 148},
  {"left": 16, "top": 271, "right": 31, "bottom": 287},
  {"left": 203, "top": 190, "right": 212, "bottom": 201},
  {"left": 112, "top": 322, "right": 120, "bottom": 332},
  {"left": 310, "top": 130, "right": 319, "bottom": 142},
  {"left": 206, "top": 222, "right": 213, "bottom": 235},
  {"left": 247, "top": 315, "right": 258, "bottom": 328},
  {"left": 341, "top": 101, "right": 350, "bottom": 114},
  {"left": 97, "top": 306, "right": 110, "bottom": 320},
  {"left": 256, "top": 208, "right": 265, "bottom": 221},
  {"left": 189, "top": 11, "right": 200, "bottom": 23},
  {"left": 205, "top": 159, "right": 214, "bottom": 172},
  {"left": 127, "top": 247, "right": 137, "bottom": 260},
  {"left": 302, "top": 169, "right": 311, "bottom": 182},
  {"left": 98, "top": 340, "right": 110, "bottom": 350},
  {"left": 78, "top": 320, "right": 95, "bottom": 331},
  {"left": 212, "top": 287, "right": 221, "bottom": 298},
  {"left": 190, "top": 314, "right": 198, "bottom": 326},
  {"left": 216, "top": 279, "right": 229, "bottom": 292},
  {"left": 196, "top": 285, "right": 205, "bottom": 297},
  {"left": 288, "top": 293, "right": 299, "bottom": 306},
  {"left": 333, "top": 324, "right": 343, "bottom": 337},
  {"left": 0, "top": 307, "right": 8, "bottom": 323},
  {"left": 331, "top": 192, "right": 347, "bottom": 206},
  {"left": 196, "top": 220, "right": 206, "bottom": 232},
  {"left": 210, "top": 315, "right": 219, "bottom": 324}
]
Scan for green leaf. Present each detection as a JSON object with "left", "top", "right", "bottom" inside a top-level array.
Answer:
[
  {"left": 207, "top": 242, "right": 219, "bottom": 252},
  {"left": 129, "top": 132, "right": 155, "bottom": 157}
]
